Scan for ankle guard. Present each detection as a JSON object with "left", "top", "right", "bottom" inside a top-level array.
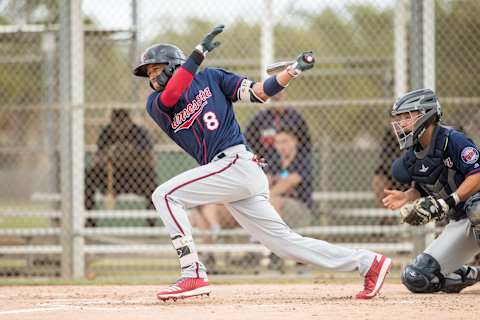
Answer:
[
  {"left": 171, "top": 234, "right": 199, "bottom": 268},
  {"left": 442, "top": 266, "right": 480, "bottom": 293}
]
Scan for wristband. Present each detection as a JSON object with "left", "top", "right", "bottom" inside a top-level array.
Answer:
[
  {"left": 189, "top": 50, "right": 204, "bottom": 65},
  {"left": 181, "top": 50, "right": 204, "bottom": 75},
  {"left": 444, "top": 192, "right": 460, "bottom": 208},
  {"left": 263, "top": 75, "right": 285, "bottom": 97}
]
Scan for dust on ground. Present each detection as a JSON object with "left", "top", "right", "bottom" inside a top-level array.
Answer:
[{"left": 0, "top": 283, "right": 477, "bottom": 320}]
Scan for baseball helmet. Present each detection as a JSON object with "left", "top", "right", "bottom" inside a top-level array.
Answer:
[
  {"left": 391, "top": 88, "right": 442, "bottom": 149},
  {"left": 133, "top": 43, "right": 186, "bottom": 91}
]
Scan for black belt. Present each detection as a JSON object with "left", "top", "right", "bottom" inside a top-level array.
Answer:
[{"left": 216, "top": 152, "right": 226, "bottom": 159}]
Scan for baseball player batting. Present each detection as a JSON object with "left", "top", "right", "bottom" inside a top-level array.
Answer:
[
  {"left": 383, "top": 89, "right": 480, "bottom": 293},
  {"left": 133, "top": 24, "right": 392, "bottom": 301}
]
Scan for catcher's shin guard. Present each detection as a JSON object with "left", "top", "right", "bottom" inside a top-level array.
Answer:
[{"left": 401, "top": 253, "right": 444, "bottom": 293}]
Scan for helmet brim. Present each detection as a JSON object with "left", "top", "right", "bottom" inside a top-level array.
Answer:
[{"left": 133, "top": 63, "right": 149, "bottom": 77}]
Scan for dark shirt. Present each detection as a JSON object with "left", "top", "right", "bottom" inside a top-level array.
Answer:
[
  {"left": 97, "top": 123, "right": 153, "bottom": 152},
  {"left": 392, "top": 125, "right": 480, "bottom": 219},
  {"left": 268, "top": 152, "right": 314, "bottom": 208},
  {"left": 244, "top": 107, "right": 311, "bottom": 173},
  {"left": 146, "top": 67, "right": 246, "bottom": 165}
]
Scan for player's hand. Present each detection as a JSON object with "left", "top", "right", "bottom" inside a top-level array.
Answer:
[
  {"left": 382, "top": 189, "right": 409, "bottom": 210},
  {"left": 196, "top": 25, "right": 224, "bottom": 57},
  {"left": 286, "top": 51, "right": 315, "bottom": 78},
  {"left": 399, "top": 202, "right": 422, "bottom": 225}
]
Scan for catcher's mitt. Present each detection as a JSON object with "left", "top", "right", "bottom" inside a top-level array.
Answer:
[{"left": 400, "top": 196, "right": 449, "bottom": 225}]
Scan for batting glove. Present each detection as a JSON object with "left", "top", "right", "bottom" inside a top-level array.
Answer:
[
  {"left": 286, "top": 51, "right": 315, "bottom": 78},
  {"left": 195, "top": 25, "right": 224, "bottom": 57}
]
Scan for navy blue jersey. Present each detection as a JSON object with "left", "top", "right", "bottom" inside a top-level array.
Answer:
[
  {"left": 392, "top": 126, "right": 480, "bottom": 218},
  {"left": 146, "top": 67, "right": 247, "bottom": 164}
]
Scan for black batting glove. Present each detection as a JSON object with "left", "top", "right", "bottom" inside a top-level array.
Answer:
[
  {"left": 286, "top": 51, "right": 315, "bottom": 78},
  {"left": 195, "top": 25, "right": 224, "bottom": 57}
]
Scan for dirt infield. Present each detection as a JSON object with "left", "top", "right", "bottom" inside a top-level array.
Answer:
[{"left": 0, "top": 282, "right": 477, "bottom": 320}]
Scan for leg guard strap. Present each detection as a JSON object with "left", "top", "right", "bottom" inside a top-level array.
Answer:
[
  {"left": 171, "top": 234, "right": 199, "bottom": 268},
  {"left": 442, "top": 266, "right": 480, "bottom": 293}
]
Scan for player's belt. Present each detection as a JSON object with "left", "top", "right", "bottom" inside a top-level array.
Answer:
[{"left": 213, "top": 144, "right": 246, "bottom": 161}]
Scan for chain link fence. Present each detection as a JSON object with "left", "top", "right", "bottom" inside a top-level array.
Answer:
[{"left": 0, "top": 0, "right": 479, "bottom": 280}]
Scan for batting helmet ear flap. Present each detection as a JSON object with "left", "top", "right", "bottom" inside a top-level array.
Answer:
[{"left": 151, "top": 62, "right": 177, "bottom": 91}]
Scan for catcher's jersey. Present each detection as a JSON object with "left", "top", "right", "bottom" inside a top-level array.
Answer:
[
  {"left": 146, "top": 67, "right": 247, "bottom": 165},
  {"left": 392, "top": 125, "right": 480, "bottom": 218}
]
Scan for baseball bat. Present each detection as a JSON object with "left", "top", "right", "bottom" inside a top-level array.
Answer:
[
  {"left": 265, "top": 60, "right": 294, "bottom": 75},
  {"left": 104, "top": 160, "right": 116, "bottom": 210},
  {"left": 265, "top": 52, "right": 315, "bottom": 75}
]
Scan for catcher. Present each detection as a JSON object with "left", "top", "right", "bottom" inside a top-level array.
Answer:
[{"left": 383, "top": 88, "right": 480, "bottom": 293}]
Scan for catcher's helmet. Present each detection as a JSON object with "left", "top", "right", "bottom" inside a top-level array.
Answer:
[
  {"left": 391, "top": 88, "right": 442, "bottom": 149},
  {"left": 133, "top": 43, "right": 186, "bottom": 77}
]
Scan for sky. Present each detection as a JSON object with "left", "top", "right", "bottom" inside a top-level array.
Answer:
[{"left": 82, "top": 0, "right": 395, "bottom": 42}]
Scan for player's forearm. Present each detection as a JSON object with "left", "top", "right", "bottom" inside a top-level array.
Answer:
[
  {"left": 405, "top": 188, "right": 421, "bottom": 202},
  {"left": 252, "top": 70, "right": 294, "bottom": 102},
  {"left": 454, "top": 173, "right": 480, "bottom": 202},
  {"left": 160, "top": 50, "right": 204, "bottom": 107}
]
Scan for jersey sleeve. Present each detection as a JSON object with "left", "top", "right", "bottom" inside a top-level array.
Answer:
[
  {"left": 146, "top": 91, "right": 174, "bottom": 133},
  {"left": 391, "top": 152, "right": 413, "bottom": 184},
  {"left": 206, "top": 67, "right": 245, "bottom": 103},
  {"left": 448, "top": 131, "right": 480, "bottom": 177},
  {"left": 147, "top": 91, "right": 173, "bottom": 115}
]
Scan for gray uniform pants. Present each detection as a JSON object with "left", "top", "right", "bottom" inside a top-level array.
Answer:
[
  {"left": 152, "top": 145, "right": 376, "bottom": 279},
  {"left": 426, "top": 218, "right": 480, "bottom": 275}
]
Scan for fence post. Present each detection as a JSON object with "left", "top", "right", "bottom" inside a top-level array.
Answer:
[
  {"left": 409, "top": 0, "right": 436, "bottom": 256},
  {"left": 59, "top": 0, "right": 85, "bottom": 279},
  {"left": 261, "top": 0, "right": 274, "bottom": 82},
  {"left": 394, "top": 0, "right": 407, "bottom": 97}
]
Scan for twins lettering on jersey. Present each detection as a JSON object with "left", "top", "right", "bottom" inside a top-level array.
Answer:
[{"left": 172, "top": 87, "right": 213, "bottom": 132}]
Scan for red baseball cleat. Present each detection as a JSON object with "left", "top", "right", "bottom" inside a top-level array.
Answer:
[
  {"left": 156, "top": 277, "right": 211, "bottom": 301},
  {"left": 356, "top": 254, "right": 393, "bottom": 299}
]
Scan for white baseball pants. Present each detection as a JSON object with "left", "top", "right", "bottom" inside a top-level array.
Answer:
[{"left": 152, "top": 145, "right": 377, "bottom": 279}]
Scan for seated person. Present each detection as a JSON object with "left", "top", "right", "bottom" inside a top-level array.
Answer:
[
  {"left": 84, "top": 109, "right": 158, "bottom": 227},
  {"left": 189, "top": 205, "right": 239, "bottom": 271},
  {"left": 268, "top": 127, "right": 314, "bottom": 228},
  {"left": 190, "top": 204, "right": 239, "bottom": 243},
  {"left": 244, "top": 91, "right": 311, "bottom": 171},
  {"left": 373, "top": 126, "right": 408, "bottom": 204}
]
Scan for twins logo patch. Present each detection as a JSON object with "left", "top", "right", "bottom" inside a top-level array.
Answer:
[{"left": 460, "top": 147, "right": 479, "bottom": 164}]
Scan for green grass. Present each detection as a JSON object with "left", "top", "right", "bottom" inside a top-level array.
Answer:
[{"left": 0, "top": 216, "right": 51, "bottom": 228}]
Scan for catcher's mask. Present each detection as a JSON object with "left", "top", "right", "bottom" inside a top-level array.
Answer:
[
  {"left": 133, "top": 43, "right": 186, "bottom": 91},
  {"left": 391, "top": 88, "right": 442, "bottom": 150}
]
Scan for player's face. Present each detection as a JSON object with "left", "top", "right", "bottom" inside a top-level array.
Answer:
[
  {"left": 147, "top": 64, "right": 167, "bottom": 90},
  {"left": 391, "top": 111, "right": 421, "bottom": 134},
  {"left": 391, "top": 110, "right": 423, "bottom": 149},
  {"left": 274, "top": 132, "right": 297, "bottom": 158}
]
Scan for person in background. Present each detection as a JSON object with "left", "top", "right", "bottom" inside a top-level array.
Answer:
[
  {"left": 268, "top": 126, "right": 313, "bottom": 228},
  {"left": 84, "top": 109, "right": 158, "bottom": 227}
]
